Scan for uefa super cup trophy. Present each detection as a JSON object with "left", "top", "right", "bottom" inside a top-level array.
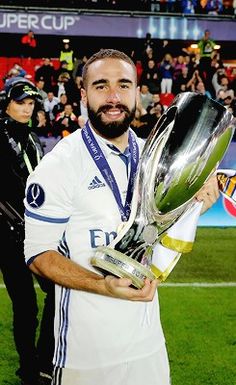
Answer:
[{"left": 91, "top": 92, "right": 236, "bottom": 288}]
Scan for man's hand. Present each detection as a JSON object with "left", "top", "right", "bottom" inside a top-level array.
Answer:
[
  {"left": 30, "top": 249, "right": 159, "bottom": 300},
  {"left": 104, "top": 276, "right": 158, "bottom": 302},
  {"left": 195, "top": 175, "right": 220, "bottom": 214}
]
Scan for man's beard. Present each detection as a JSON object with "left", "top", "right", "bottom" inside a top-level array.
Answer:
[{"left": 87, "top": 103, "right": 136, "bottom": 139}]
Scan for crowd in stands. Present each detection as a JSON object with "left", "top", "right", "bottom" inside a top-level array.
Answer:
[
  {"left": 1, "top": 30, "right": 236, "bottom": 144},
  {"left": 1, "top": 0, "right": 236, "bottom": 15},
  {"left": 130, "top": 32, "right": 236, "bottom": 139},
  {"left": 148, "top": 0, "right": 236, "bottom": 15}
]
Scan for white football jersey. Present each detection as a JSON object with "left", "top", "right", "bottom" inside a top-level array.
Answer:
[{"left": 24, "top": 126, "right": 165, "bottom": 370}]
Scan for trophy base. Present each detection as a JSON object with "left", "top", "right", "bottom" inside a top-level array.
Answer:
[{"left": 91, "top": 247, "right": 156, "bottom": 289}]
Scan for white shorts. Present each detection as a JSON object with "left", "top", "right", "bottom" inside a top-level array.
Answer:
[{"left": 53, "top": 345, "right": 171, "bottom": 385}]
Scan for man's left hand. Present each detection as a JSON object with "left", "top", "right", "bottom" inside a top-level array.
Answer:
[{"left": 195, "top": 175, "right": 220, "bottom": 214}]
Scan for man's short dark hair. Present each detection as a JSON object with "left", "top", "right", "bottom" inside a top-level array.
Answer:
[{"left": 82, "top": 49, "right": 137, "bottom": 88}]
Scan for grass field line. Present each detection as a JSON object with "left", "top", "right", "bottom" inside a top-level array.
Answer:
[
  {"left": 1, "top": 282, "right": 236, "bottom": 289},
  {"left": 160, "top": 282, "right": 236, "bottom": 287}
]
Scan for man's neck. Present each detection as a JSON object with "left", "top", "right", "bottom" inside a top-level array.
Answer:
[
  {"left": 107, "top": 132, "right": 129, "bottom": 152},
  {"left": 92, "top": 127, "right": 129, "bottom": 153}
]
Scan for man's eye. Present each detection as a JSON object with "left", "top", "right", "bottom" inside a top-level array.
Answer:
[
  {"left": 96, "top": 85, "right": 106, "bottom": 90},
  {"left": 120, "top": 84, "right": 130, "bottom": 89}
]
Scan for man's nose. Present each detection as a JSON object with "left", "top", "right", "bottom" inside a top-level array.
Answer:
[
  {"left": 24, "top": 106, "right": 32, "bottom": 113},
  {"left": 106, "top": 90, "right": 121, "bottom": 104}
]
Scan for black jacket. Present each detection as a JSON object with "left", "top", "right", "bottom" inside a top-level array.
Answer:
[{"left": 0, "top": 116, "right": 43, "bottom": 232}]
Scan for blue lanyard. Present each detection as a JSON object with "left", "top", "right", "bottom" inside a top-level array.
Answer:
[{"left": 82, "top": 122, "right": 139, "bottom": 221}]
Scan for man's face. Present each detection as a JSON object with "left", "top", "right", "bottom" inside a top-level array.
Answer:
[
  {"left": 141, "top": 85, "right": 149, "bottom": 94},
  {"left": 152, "top": 94, "right": 160, "bottom": 103},
  {"left": 81, "top": 58, "right": 137, "bottom": 139},
  {"left": 64, "top": 105, "right": 73, "bottom": 116},
  {"left": 60, "top": 94, "right": 68, "bottom": 104},
  {"left": 37, "top": 80, "right": 45, "bottom": 89},
  {"left": 148, "top": 60, "right": 155, "bottom": 69},
  {"left": 47, "top": 92, "right": 54, "bottom": 101},
  {"left": 221, "top": 78, "right": 228, "bottom": 87},
  {"left": 6, "top": 98, "right": 35, "bottom": 123}
]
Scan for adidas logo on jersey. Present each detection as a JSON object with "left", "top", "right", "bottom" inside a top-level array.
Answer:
[{"left": 88, "top": 176, "right": 105, "bottom": 190}]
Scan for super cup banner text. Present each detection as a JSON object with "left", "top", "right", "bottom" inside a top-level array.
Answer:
[{"left": 0, "top": 10, "right": 236, "bottom": 40}]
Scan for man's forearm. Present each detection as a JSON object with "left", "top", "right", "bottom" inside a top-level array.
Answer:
[
  {"left": 29, "top": 250, "right": 107, "bottom": 294},
  {"left": 29, "top": 250, "right": 158, "bottom": 302}
]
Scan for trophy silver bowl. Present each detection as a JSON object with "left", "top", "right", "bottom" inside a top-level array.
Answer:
[{"left": 91, "top": 92, "right": 236, "bottom": 288}]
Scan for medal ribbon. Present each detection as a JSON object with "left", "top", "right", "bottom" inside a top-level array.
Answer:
[{"left": 82, "top": 122, "right": 139, "bottom": 221}]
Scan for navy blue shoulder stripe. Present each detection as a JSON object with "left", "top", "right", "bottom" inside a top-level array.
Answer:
[{"left": 25, "top": 208, "right": 70, "bottom": 223}]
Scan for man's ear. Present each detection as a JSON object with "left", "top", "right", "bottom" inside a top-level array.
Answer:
[{"left": 80, "top": 88, "right": 87, "bottom": 107}]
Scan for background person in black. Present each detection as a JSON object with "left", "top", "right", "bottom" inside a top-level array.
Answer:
[
  {"left": 34, "top": 58, "right": 56, "bottom": 93},
  {"left": 0, "top": 77, "right": 54, "bottom": 385}
]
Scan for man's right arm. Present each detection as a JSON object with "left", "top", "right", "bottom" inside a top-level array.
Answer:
[
  {"left": 24, "top": 143, "right": 158, "bottom": 302},
  {"left": 29, "top": 250, "right": 157, "bottom": 302}
]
